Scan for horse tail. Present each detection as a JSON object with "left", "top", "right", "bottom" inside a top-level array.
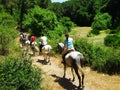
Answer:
[
  {"left": 76, "top": 54, "right": 84, "bottom": 75},
  {"left": 76, "top": 56, "right": 85, "bottom": 86},
  {"left": 80, "top": 57, "right": 85, "bottom": 68},
  {"left": 76, "top": 61, "right": 84, "bottom": 75},
  {"left": 48, "top": 45, "right": 52, "bottom": 52}
]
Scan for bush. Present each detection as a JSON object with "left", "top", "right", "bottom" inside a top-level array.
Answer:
[
  {"left": 104, "top": 34, "right": 120, "bottom": 47},
  {"left": 23, "top": 5, "right": 58, "bottom": 37},
  {"left": 59, "top": 17, "right": 75, "bottom": 33},
  {"left": 0, "top": 12, "right": 17, "bottom": 55},
  {"left": 0, "top": 57, "right": 43, "bottom": 90},
  {"left": 87, "top": 29, "right": 100, "bottom": 36},
  {"left": 74, "top": 38, "right": 120, "bottom": 74},
  {"left": 74, "top": 39, "right": 96, "bottom": 66},
  {"left": 104, "top": 51, "right": 120, "bottom": 74},
  {"left": 92, "top": 13, "right": 112, "bottom": 30}
]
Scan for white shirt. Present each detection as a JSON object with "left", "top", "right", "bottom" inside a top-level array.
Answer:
[{"left": 41, "top": 36, "right": 47, "bottom": 45}]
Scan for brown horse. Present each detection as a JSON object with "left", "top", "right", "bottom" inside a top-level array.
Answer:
[{"left": 58, "top": 42, "right": 85, "bottom": 88}]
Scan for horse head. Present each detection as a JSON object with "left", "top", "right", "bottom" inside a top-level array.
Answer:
[{"left": 57, "top": 42, "right": 64, "bottom": 54}]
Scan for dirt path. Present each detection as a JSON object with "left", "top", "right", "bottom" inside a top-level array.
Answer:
[{"left": 31, "top": 55, "right": 120, "bottom": 90}]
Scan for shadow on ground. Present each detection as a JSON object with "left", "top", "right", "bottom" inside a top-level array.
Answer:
[
  {"left": 37, "top": 59, "right": 48, "bottom": 65},
  {"left": 51, "top": 74, "right": 84, "bottom": 90}
]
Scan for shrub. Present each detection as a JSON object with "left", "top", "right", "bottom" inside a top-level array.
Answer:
[
  {"left": 74, "top": 39, "right": 96, "bottom": 66},
  {"left": 0, "top": 57, "right": 43, "bottom": 90},
  {"left": 74, "top": 38, "right": 120, "bottom": 74},
  {"left": 0, "top": 12, "right": 17, "bottom": 55},
  {"left": 23, "top": 5, "right": 58, "bottom": 37},
  {"left": 92, "top": 13, "right": 112, "bottom": 30},
  {"left": 59, "top": 17, "right": 75, "bottom": 33},
  {"left": 87, "top": 29, "right": 100, "bottom": 36},
  {"left": 104, "top": 34, "right": 120, "bottom": 47}
]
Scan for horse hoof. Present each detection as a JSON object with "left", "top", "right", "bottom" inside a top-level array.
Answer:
[
  {"left": 72, "top": 78, "right": 75, "bottom": 82},
  {"left": 49, "top": 63, "right": 51, "bottom": 65},
  {"left": 77, "top": 85, "right": 82, "bottom": 89},
  {"left": 77, "top": 85, "right": 84, "bottom": 89}
]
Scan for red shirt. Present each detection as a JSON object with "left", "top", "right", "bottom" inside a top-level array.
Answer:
[{"left": 31, "top": 36, "right": 36, "bottom": 42}]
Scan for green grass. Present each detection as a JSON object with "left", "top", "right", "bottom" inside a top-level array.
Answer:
[{"left": 70, "top": 27, "right": 107, "bottom": 46}]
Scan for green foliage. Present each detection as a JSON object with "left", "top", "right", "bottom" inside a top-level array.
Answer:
[
  {"left": 23, "top": 5, "right": 58, "bottom": 37},
  {"left": 0, "top": 56, "right": 43, "bottom": 90},
  {"left": 47, "top": 17, "right": 75, "bottom": 39},
  {"left": 74, "top": 39, "right": 95, "bottom": 66},
  {"left": 0, "top": 12, "right": 17, "bottom": 27},
  {"left": 0, "top": 5, "right": 5, "bottom": 12},
  {"left": 105, "top": 0, "right": 120, "bottom": 29},
  {"left": 59, "top": 17, "right": 75, "bottom": 33},
  {"left": 0, "top": 12, "right": 17, "bottom": 55},
  {"left": 104, "top": 34, "right": 120, "bottom": 47},
  {"left": 104, "top": 49, "right": 120, "bottom": 74},
  {"left": 48, "top": 2, "right": 63, "bottom": 19},
  {"left": 74, "top": 39, "right": 120, "bottom": 74},
  {"left": 47, "top": 24, "right": 64, "bottom": 38},
  {"left": 87, "top": 29, "right": 100, "bottom": 36},
  {"left": 92, "top": 13, "right": 112, "bottom": 30}
]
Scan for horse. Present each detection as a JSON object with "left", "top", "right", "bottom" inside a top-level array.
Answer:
[
  {"left": 39, "top": 42, "right": 52, "bottom": 64},
  {"left": 19, "top": 34, "right": 27, "bottom": 48},
  {"left": 30, "top": 41, "right": 39, "bottom": 56},
  {"left": 57, "top": 42, "right": 85, "bottom": 88}
]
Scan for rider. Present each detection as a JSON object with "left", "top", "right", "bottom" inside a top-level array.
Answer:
[
  {"left": 19, "top": 32, "right": 25, "bottom": 47},
  {"left": 30, "top": 34, "right": 36, "bottom": 45},
  {"left": 62, "top": 33, "right": 75, "bottom": 63},
  {"left": 39, "top": 33, "right": 47, "bottom": 53},
  {"left": 30, "top": 34, "right": 37, "bottom": 56},
  {"left": 20, "top": 32, "right": 24, "bottom": 40}
]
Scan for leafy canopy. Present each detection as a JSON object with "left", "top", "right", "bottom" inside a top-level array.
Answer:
[{"left": 23, "top": 5, "right": 58, "bottom": 36}]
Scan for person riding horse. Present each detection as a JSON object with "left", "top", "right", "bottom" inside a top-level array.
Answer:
[
  {"left": 19, "top": 32, "right": 28, "bottom": 47},
  {"left": 62, "top": 33, "right": 75, "bottom": 63},
  {"left": 30, "top": 35, "right": 38, "bottom": 56},
  {"left": 58, "top": 42, "right": 85, "bottom": 88},
  {"left": 39, "top": 34, "right": 47, "bottom": 55}
]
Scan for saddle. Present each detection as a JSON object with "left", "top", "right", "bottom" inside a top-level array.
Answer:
[{"left": 62, "top": 49, "right": 74, "bottom": 63}]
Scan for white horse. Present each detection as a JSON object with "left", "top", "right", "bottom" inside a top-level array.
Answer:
[
  {"left": 30, "top": 41, "right": 39, "bottom": 56},
  {"left": 58, "top": 42, "right": 85, "bottom": 88},
  {"left": 39, "top": 42, "right": 52, "bottom": 64}
]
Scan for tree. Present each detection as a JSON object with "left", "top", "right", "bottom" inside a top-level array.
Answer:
[
  {"left": 0, "top": 12, "right": 17, "bottom": 55},
  {"left": 92, "top": 13, "right": 112, "bottom": 30},
  {"left": 23, "top": 5, "right": 58, "bottom": 36}
]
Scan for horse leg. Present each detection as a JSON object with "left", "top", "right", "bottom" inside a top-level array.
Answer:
[
  {"left": 73, "top": 64, "right": 81, "bottom": 88},
  {"left": 33, "top": 48, "right": 35, "bottom": 56},
  {"left": 47, "top": 53, "right": 51, "bottom": 64},
  {"left": 63, "top": 63, "right": 66, "bottom": 78},
  {"left": 82, "top": 73, "right": 84, "bottom": 86},
  {"left": 78, "top": 60, "right": 85, "bottom": 87},
  {"left": 31, "top": 47, "right": 35, "bottom": 56},
  {"left": 71, "top": 67, "right": 75, "bottom": 82}
]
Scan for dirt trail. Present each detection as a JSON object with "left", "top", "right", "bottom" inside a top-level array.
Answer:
[{"left": 32, "top": 55, "right": 120, "bottom": 90}]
